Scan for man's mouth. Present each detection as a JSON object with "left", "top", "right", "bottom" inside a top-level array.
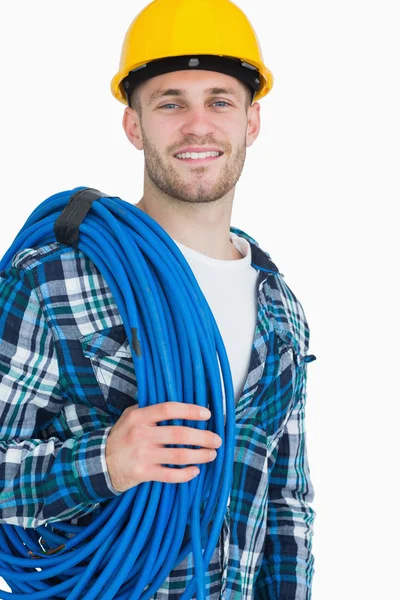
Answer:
[{"left": 174, "top": 151, "right": 224, "bottom": 164}]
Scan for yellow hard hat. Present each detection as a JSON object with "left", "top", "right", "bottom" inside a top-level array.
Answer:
[{"left": 110, "top": 0, "right": 274, "bottom": 106}]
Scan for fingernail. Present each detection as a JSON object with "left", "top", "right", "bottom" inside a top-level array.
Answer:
[{"left": 200, "top": 408, "right": 211, "bottom": 418}]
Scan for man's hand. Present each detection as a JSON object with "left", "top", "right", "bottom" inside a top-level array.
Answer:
[{"left": 105, "top": 402, "right": 222, "bottom": 493}]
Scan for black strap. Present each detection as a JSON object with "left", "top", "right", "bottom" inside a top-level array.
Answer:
[
  {"left": 122, "top": 54, "right": 260, "bottom": 107},
  {"left": 54, "top": 187, "right": 110, "bottom": 248}
]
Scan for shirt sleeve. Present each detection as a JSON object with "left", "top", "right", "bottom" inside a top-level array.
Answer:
[
  {"left": 254, "top": 360, "right": 316, "bottom": 599},
  {"left": 0, "top": 265, "right": 122, "bottom": 529}
]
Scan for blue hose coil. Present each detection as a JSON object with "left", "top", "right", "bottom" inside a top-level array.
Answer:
[{"left": 0, "top": 187, "right": 236, "bottom": 599}]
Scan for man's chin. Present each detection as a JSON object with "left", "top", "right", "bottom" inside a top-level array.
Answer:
[{"left": 171, "top": 186, "right": 228, "bottom": 204}]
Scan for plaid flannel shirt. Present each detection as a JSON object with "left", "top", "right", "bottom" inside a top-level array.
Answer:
[{"left": 0, "top": 225, "right": 316, "bottom": 599}]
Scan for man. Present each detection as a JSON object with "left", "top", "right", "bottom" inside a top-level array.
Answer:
[{"left": 0, "top": 0, "right": 316, "bottom": 598}]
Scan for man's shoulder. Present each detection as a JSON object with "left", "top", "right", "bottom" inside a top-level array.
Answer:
[
  {"left": 5, "top": 242, "right": 121, "bottom": 338},
  {"left": 231, "top": 226, "right": 312, "bottom": 359},
  {"left": 7, "top": 242, "right": 104, "bottom": 308}
]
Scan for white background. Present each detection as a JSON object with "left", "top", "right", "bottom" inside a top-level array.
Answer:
[{"left": 0, "top": 1, "right": 398, "bottom": 598}]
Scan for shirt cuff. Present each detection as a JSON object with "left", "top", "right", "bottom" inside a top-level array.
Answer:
[{"left": 70, "top": 426, "right": 123, "bottom": 501}]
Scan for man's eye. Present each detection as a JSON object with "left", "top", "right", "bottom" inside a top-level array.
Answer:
[
  {"left": 159, "top": 101, "right": 231, "bottom": 110},
  {"left": 159, "top": 104, "right": 180, "bottom": 109}
]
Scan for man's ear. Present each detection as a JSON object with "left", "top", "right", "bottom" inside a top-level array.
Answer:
[
  {"left": 122, "top": 107, "right": 143, "bottom": 150},
  {"left": 246, "top": 102, "right": 261, "bottom": 148}
]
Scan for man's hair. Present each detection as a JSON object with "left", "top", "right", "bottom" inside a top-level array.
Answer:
[
  {"left": 128, "top": 80, "right": 253, "bottom": 119},
  {"left": 129, "top": 80, "right": 146, "bottom": 119}
]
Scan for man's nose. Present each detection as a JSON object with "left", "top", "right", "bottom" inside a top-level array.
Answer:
[{"left": 180, "top": 107, "right": 216, "bottom": 138}]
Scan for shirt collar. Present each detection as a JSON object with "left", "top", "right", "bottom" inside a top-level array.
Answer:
[{"left": 229, "top": 226, "right": 281, "bottom": 275}]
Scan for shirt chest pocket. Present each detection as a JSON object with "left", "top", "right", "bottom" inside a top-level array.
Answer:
[
  {"left": 258, "top": 329, "right": 306, "bottom": 446},
  {"left": 79, "top": 325, "right": 138, "bottom": 416}
]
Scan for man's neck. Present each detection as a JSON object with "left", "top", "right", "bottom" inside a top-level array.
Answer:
[{"left": 134, "top": 186, "right": 241, "bottom": 261}]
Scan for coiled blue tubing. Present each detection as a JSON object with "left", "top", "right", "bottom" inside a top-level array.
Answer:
[{"left": 0, "top": 187, "right": 236, "bottom": 600}]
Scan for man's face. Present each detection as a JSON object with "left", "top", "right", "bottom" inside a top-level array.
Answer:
[{"left": 125, "top": 70, "right": 260, "bottom": 204}]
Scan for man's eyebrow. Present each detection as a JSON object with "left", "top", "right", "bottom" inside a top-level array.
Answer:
[
  {"left": 148, "top": 89, "right": 184, "bottom": 105},
  {"left": 207, "top": 87, "right": 241, "bottom": 101},
  {"left": 148, "top": 87, "right": 241, "bottom": 105}
]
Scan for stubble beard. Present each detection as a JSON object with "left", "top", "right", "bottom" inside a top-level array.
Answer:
[{"left": 141, "top": 130, "right": 247, "bottom": 204}]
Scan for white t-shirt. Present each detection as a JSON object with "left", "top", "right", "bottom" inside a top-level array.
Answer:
[{"left": 172, "top": 232, "right": 259, "bottom": 417}]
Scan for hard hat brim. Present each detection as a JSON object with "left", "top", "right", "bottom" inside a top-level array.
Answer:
[{"left": 111, "top": 53, "right": 273, "bottom": 106}]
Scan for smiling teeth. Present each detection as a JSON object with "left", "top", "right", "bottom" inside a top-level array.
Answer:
[{"left": 176, "top": 151, "right": 222, "bottom": 159}]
